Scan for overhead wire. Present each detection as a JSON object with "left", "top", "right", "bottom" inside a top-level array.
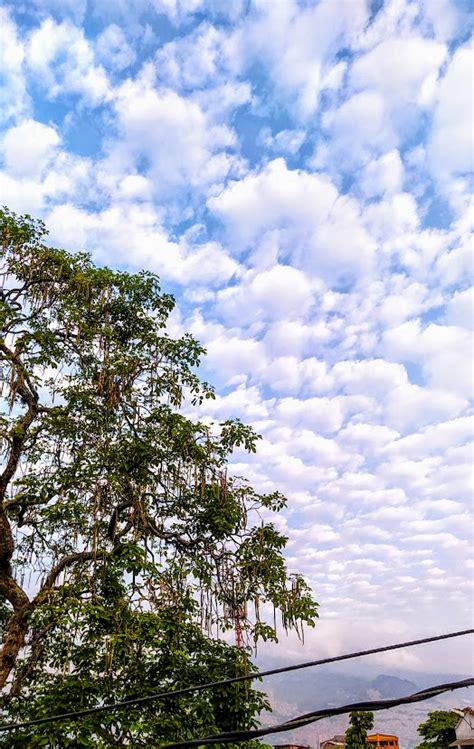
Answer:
[{"left": 0, "top": 628, "right": 472, "bottom": 734}]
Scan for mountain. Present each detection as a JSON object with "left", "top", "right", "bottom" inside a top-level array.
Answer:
[
  {"left": 369, "top": 674, "right": 418, "bottom": 698},
  {"left": 256, "top": 666, "right": 473, "bottom": 749}
]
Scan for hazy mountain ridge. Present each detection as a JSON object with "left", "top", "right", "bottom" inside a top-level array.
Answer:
[{"left": 258, "top": 667, "right": 473, "bottom": 749}]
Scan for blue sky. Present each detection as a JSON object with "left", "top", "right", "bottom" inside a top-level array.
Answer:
[{"left": 0, "top": 0, "right": 473, "bottom": 675}]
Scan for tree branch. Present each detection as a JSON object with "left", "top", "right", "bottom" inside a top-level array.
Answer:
[
  {"left": 0, "top": 550, "right": 105, "bottom": 692},
  {"left": 35, "top": 550, "right": 100, "bottom": 600}
]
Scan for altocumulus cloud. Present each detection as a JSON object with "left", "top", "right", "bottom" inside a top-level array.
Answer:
[{"left": 0, "top": 0, "right": 472, "bottom": 674}]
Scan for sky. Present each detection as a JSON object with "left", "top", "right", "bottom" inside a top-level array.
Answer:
[{"left": 0, "top": 0, "right": 473, "bottom": 676}]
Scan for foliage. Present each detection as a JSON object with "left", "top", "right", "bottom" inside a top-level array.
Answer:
[
  {"left": 0, "top": 208, "right": 318, "bottom": 746},
  {"left": 414, "top": 710, "right": 458, "bottom": 749},
  {"left": 345, "top": 711, "right": 375, "bottom": 749}
]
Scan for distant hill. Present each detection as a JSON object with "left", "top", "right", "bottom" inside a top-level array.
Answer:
[
  {"left": 256, "top": 666, "right": 473, "bottom": 749},
  {"left": 369, "top": 674, "right": 418, "bottom": 698},
  {"left": 257, "top": 666, "right": 417, "bottom": 709}
]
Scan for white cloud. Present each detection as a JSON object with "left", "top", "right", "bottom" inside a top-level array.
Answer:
[
  {"left": 216, "top": 265, "right": 315, "bottom": 326},
  {"left": 259, "top": 428, "right": 356, "bottom": 472},
  {"left": 319, "top": 34, "right": 447, "bottom": 176},
  {"left": 209, "top": 159, "right": 376, "bottom": 283},
  {"left": 331, "top": 359, "right": 408, "bottom": 397},
  {"left": 26, "top": 19, "right": 111, "bottom": 105},
  {"left": 274, "top": 395, "right": 373, "bottom": 435},
  {"left": 389, "top": 281, "right": 435, "bottom": 325},
  {"left": 193, "top": 80, "right": 251, "bottom": 121},
  {"left": 46, "top": 202, "right": 239, "bottom": 286},
  {"left": 111, "top": 69, "right": 240, "bottom": 201},
  {"left": 151, "top": 0, "right": 349, "bottom": 129},
  {"left": 359, "top": 150, "right": 404, "bottom": 197},
  {"left": 363, "top": 192, "right": 419, "bottom": 241},
  {"left": 319, "top": 90, "right": 396, "bottom": 168},
  {"left": 241, "top": 0, "right": 367, "bottom": 119},
  {"left": 262, "top": 356, "right": 331, "bottom": 396},
  {"left": 0, "top": 8, "right": 28, "bottom": 124},
  {"left": 422, "top": 0, "right": 463, "bottom": 42},
  {"left": 1, "top": 119, "right": 60, "bottom": 177},
  {"left": 152, "top": 0, "right": 362, "bottom": 121},
  {"left": 196, "top": 383, "right": 271, "bottom": 422},
  {"left": 155, "top": 22, "right": 235, "bottom": 90},
  {"left": 387, "top": 225, "right": 446, "bottom": 281},
  {"left": 275, "top": 395, "right": 344, "bottom": 434},
  {"left": 428, "top": 43, "right": 474, "bottom": 184},
  {"left": 445, "top": 287, "right": 474, "bottom": 329},
  {"left": 338, "top": 422, "right": 400, "bottom": 450},
  {"left": 351, "top": 37, "right": 447, "bottom": 108},
  {"left": 356, "top": 0, "right": 421, "bottom": 50},
  {"left": 204, "top": 333, "right": 266, "bottom": 384},
  {"left": 384, "top": 320, "right": 473, "bottom": 398},
  {"left": 117, "top": 174, "right": 154, "bottom": 201},
  {"left": 260, "top": 128, "right": 306, "bottom": 156},
  {"left": 210, "top": 159, "right": 334, "bottom": 248},
  {"left": 0, "top": 123, "right": 91, "bottom": 214},
  {"left": 384, "top": 416, "right": 474, "bottom": 460},
  {"left": 95, "top": 24, "right": 136, "bottom": 71},
  {"left": 151, "top": 0, "right": 205, "bottom": 23},
  {"left": 263, "top": 320, "right": 332, "bottom": 359},
  {"left": 383, "top": 382, "right": 468, "bottom": 431},
  {"left": 434, "top": 210, "right": 473, "bottom": 286},
  {"left": 0, "top": 172, "right": 45, "bottom": 215},
  {"left": 25, "top": 0, "right": 88, "bottom": 24}
]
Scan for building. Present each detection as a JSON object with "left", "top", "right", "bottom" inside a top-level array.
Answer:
[
  {"left": 320, "top": 735, "right": 345, "bottom": 749},
  {"left": 273, "top": 745, "right": 312, "bottom": 749},
  {"left": 367, "top": 734, "right": 399, "bottom": 749},
  {"left": 320, "top": 733, "right": 399, "bottom": 749},
  {"left": 449, "top": 708, "right": 474, "bottom": 749}
]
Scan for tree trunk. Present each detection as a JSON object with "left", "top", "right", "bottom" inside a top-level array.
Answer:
[
  {"left": 0, "top": 345, "right": 39, "bottom": 691},
  {"left": 0, "top": 509, "right": 14, "bottom": 576},
  {"left": 0, "top": 574, "right": 30, "bottom": 692}
]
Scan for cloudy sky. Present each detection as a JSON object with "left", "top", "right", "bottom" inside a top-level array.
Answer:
[{"left": 0, "top": 0, "right": 473, "bottom": 675}]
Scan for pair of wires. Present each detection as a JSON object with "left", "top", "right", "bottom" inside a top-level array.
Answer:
[
  {"left": 160, "top": 678, "right": 474, "bottom": 748},
  {"left": 0, "top": 627, "right": 472, "bottom": 742}
]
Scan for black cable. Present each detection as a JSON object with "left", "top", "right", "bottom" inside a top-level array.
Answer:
[
  {"left": 159, "top": 678, "right": 474, "bottom": 748},
  {"left": 0, "top": 628, "right": 472, "bottom": 733}
]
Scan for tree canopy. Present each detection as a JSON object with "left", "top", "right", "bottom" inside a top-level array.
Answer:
[
  {"left": 0, "top": 208, "right": 318, "bottom": 747},
  {"left": 414, "top": 710, "right": 458, "bottom": 749},
  {"left": 345, "top": 711, "right": 375, "bottom": 749}
]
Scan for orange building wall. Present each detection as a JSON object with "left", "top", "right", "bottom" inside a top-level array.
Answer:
[{"left": 367, "top": 734, "right": 399, "bottom": 749}]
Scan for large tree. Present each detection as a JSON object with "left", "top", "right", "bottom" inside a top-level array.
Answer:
[
  {"left": 414, "top": 711, "right": 458, "bottom": 749},
  {"left": 0, "top": 208, "right": 318, "bottom": 747},
  {"left": 345, "top": 711, "right": 375, "bottom": 749}
]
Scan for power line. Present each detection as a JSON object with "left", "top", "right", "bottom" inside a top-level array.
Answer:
[
  {"left": 159, "top": 678, "right": 474, "bottom": 749},
  {"left": 0, "top": 628, "right": 472, "bottom": 733}
]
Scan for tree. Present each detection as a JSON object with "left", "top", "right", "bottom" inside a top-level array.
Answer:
[
  {"left": 0, "top": 208, "right": 318, "bottom": 747},
  {"left": 414, "top": 710, "right": 458, "bottom": 749},
  {"left": 345, "top": 711, "right": 375, "bottom": 749}
]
